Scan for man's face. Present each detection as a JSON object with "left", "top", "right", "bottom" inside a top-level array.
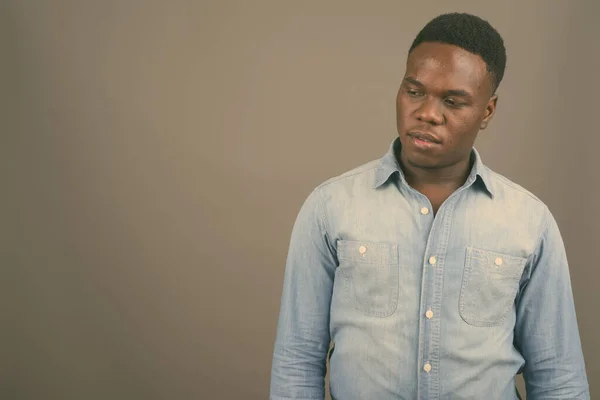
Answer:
[{"left": 396, "top": 42, "right": 497, "bottom": 170}]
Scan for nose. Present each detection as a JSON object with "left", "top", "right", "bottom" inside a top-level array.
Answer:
[{"left": 415, "top": 97, "right": 444, "bottom": 125}]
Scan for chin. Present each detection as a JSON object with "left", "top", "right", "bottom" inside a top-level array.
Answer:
[
  {"left": 399, "top": 142, "right": 434, "bottom": 164},
  {"left": 405, "top": 154, "right": 441, "bottom": 170}
]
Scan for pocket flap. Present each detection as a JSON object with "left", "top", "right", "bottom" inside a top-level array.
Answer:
[
  {"left": 466, "top": 247, "right": 527, "bottom": 278},
  {"left": 337, "top": 240, "right": 396, "bottom": 265}
]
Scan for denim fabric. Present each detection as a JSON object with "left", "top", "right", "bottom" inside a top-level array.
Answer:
[{"left": 270, "top": 138, "right": 589, "bottom": 399}]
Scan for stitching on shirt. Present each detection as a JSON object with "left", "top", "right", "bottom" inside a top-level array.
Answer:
[
  {"left": 521, "top": 205, "right": 551, "bottom": 289},
  {"left": 430, "top": 198, "right": 455, "bottom": 397},
  {"left": 315, "top": 186, "right": 335, "bottom": 260},
  {"left": 459, "top": 247, "right": 473, "bottom": 321}
]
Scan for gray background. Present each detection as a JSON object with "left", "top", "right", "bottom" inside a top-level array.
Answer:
[{"left": 3, "top": 1, "right": 598, "bottom": 399}]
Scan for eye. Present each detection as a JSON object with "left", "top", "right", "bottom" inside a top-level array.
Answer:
[
  {"left": 444, "top": 98, "right": 461, "bottom": 107},
  {"left": 406, "top": 89, "right": 424, "bottom": 98}
]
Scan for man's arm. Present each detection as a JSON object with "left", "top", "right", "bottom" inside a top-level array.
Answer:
[
  {"left": 514, "top": 206, "right": 590, "bottom": 399},
  {"left": 270, "top": 187, "right": 336, "bottom": 400}
]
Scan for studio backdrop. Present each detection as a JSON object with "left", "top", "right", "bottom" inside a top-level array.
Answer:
[{"left": 3, "top": 1, "right": 598, "bottom": 399}]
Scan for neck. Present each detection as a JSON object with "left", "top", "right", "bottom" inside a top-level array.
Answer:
[{"left": 397, "top": 149, "right": 473, "bottom": 191}]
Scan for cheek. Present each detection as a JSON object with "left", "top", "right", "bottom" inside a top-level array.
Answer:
[
  {"left": 449, "top": 116, "right": 472, "bottom": 132},
  {"left": 396, "top": 96, "right": 415, "bottom": 121},
  {"left": 445, "top": 114, "right": 481, "bottom": 145}
]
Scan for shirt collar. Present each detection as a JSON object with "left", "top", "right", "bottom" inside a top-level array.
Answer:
[{"left": 373, "top": 137, "right": 494, "bottom": 198}]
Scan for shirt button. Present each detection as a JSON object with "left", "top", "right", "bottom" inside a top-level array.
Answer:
[
  {"left": 359, "top": 246, "right": 367, "bottom": 255},
  {"left": 423, "top": 363, "right": 432, "bottom": 373},
  {"left": 429, "top": 256, "right": 437, "bottom": 265},
  {"left": 420, "top": 207, "right": 430, "bottom": 215},
  {"left": 495, "top": 257, "right": 503, "bottom": 266},
  {"left": 425, "top": 309, "right": 433, "bottom": 319}
]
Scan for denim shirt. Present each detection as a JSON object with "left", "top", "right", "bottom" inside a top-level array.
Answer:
[{"left": 270, "top": 138, "right": 589, "bottom": 400}]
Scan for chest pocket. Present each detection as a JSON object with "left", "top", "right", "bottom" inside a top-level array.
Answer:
[
  {"left": 337, "top": 240, "right": 399, "bottom": 318},
  {"left": 459, "top": 246, "right": 528, "bottom": 327}
]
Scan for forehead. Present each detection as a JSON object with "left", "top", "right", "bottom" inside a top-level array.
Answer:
[{"left": 406, "top": 42, "right": 491, "bottom": 94}]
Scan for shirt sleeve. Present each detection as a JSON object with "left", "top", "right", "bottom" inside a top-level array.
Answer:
[
  {"left": 270, "top": 187, "right": 337, "bottom": 400},
  {"left": 514, "top": 206, "right": 590, "bottom": 399}
]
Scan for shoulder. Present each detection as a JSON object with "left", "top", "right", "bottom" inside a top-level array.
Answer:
[
  {"left": 486, "top": 166, "right": 546, "bottom": 208},
  {"left": 484, "top": 165, "right": 555, "bottom": 233},
  {"left": 299, "top": 158, "right": 381, "bottom": 213},
  {"left": 317, "top": 159, "right": 380, "bottom": 190}
]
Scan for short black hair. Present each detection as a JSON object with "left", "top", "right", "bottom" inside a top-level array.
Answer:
[{"left": 409, "top": 13, "right": 506, "bottom": 93}]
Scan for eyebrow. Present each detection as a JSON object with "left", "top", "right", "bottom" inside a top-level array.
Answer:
[{"left": 403, "top": 77, "right": 473, "bottom": 99}]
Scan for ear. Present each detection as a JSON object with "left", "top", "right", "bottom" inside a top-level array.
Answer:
[{"left": 480, "top": 94, "right": 498, "bottom": 130}]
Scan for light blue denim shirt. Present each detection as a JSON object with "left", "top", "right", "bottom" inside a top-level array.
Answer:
[{"left": 270, "top": 138, "right": 589, "bottom": 400}]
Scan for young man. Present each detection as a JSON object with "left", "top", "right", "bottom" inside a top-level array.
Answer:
[{"left": 270, "top": 13, "right": 589, "bottom": 400}]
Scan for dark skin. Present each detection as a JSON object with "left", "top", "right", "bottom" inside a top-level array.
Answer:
[{"left": 396, "top": 42, "right": 498, "bottom": 213}]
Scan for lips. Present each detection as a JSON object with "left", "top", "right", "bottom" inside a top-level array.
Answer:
[{"left": 408, "top": 131, "right": 441, "bottom": 144}]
